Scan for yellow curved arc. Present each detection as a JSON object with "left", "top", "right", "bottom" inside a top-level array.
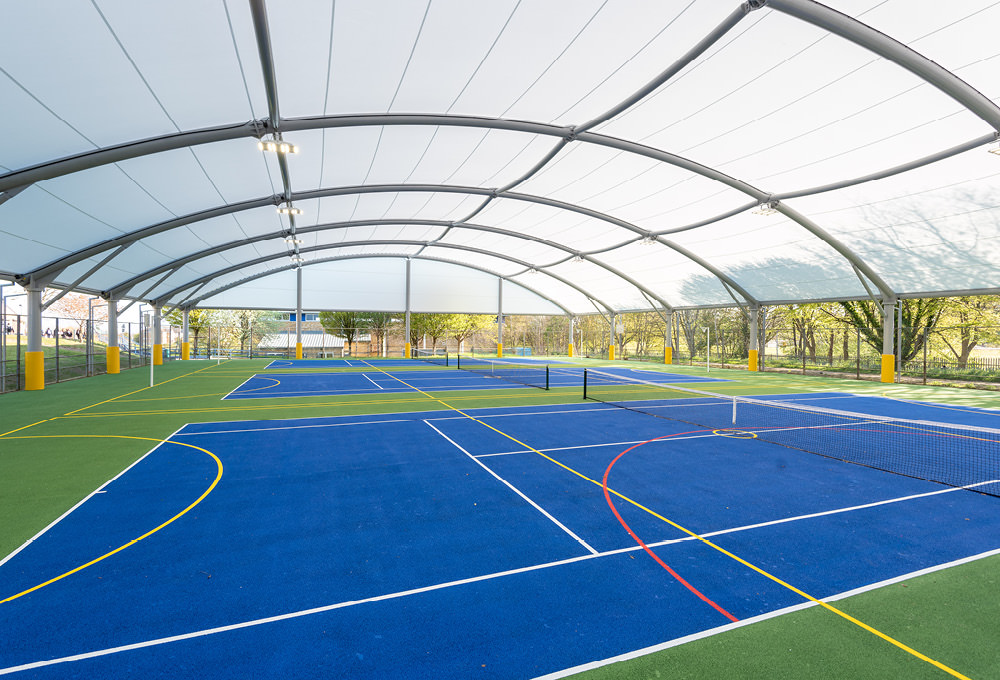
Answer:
[
  {"left": 233, "top": 376, "right": 283, "bottom": 393},
  {"left": 0, "top": 434, "right": 223, "bottom": 605}
]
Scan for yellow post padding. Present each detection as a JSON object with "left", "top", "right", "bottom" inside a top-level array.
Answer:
[
  {"left": 181, "top": 342, "right": 190, "bottom": 360},
  {"left": 497, "top": 342, "right": 503, "bottom": 358},
  {"left": 153, "top": 344, "right": 163, "bottom": 366},
  {"left": 664, "top": 346, "right": 672, "bottom": 365},
  {"left": 404, "top": 342, "right": 411, "bottom": 359},
  {"left": 748, "top": 349, "right": 759, "bottom": 372},
  {"left": 881, "top": 354, "right": 895, "bottom": 383},
  {"left": 567, "top": 343, "right": 574, "bottom": 358},
  {"left": 106, "top": 346, "right": 120, "bottom": 374},
  {"left": 295, "top": 342, "right": 303, "bottom": 360},
  {"left": 25, "top": 351, "right": 45, "bottom": 391},
  {"left": 608, "top": 345, "right": 615, "bottom": 361}
]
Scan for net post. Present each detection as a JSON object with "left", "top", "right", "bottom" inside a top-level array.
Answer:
[
  {"left": 583, "top": 369, "right": 588, "bottom": 400},
  {"left": 545, "top": 365, "right": 550, "bottom": 390},
  {"left": 445, "top": 350, "right": 449, "bottom": 368},
  {"left": 456, "top": 354, "right": 461, "bottom": 370},
  {"left": 732, "top": 396, "right": 737, "bottom": 425}
]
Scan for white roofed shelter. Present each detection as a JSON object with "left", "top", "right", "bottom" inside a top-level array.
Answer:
[{"left": 2, "top": 1, "right": 1000, "bottom": 387}]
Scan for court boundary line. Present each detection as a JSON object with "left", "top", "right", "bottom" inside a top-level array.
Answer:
[
  {"left": 0, "top": 427, "right": 184, "bottom": 569},
  {"left": 358, "top": 361, "right": 975, "bottom": 679},
  {"left": 534, "top": 544, "right": 1000, "bottom": 680},
  {"left": 219, "top": 373, "right": 259, "bottom": 401},
  {"left": 361, "top": 373, "right": 384, "bottom": 389},
  {"left": 424, "top": 420, "right": 598, "bottom": 556},
  {"left": 0, "top": 433, "right": 223, "bottom": 604},
  {"left": 4, "top": 537, "right": 997, "bottom": 677}
]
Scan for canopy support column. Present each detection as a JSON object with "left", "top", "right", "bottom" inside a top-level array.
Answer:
[
  {"left": 404, "top": 259, "right": 412, "bottom": 358},
  {"left": 567, "top": 316, "right": 575, "bottom": 358},
  {"left": 748, "top": 305, "right": 760, "bottom": 372},
  {"left": 25, "top": 283, "right": 44, "bottom": 390},
  {"left": 497, "top": 279, "right": 504, "bottom": 357},
  {"left": 152, "top": 304, "right": 163, "bottom": 366},
  {"left": 295, "top": 267, "right": 303, "bottom": 359},
  {"left": 182, "top": 310, "right": 190, "bottom": 359},
  {"left": 664, "top": 312, "right": 673, "bottom": 365},
  {"left": 608, "top": 313, "right": 617, "bottom": 361},
  {"left": 881, "top": 298, "right": 896, "bottom": 383},
  {"left": 106, "top": 298, "right": 120, "bottom": 374}
]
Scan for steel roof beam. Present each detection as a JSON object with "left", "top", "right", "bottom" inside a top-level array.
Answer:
[
  {"left": 151, "top": 240, "right": 617, "bottom": 313},
  {"left": 769, "top": 0, "right": 1000, "bottom": 131},
  {"left": 576, "top": 3, "right": 754, "bottom": 134},
  {"left": 104, "top": 217, "right": 681, "bottom": 310},
  {"left": 33, "top": 184, "right": 759, "bottom": 306},
  {"left": 181, "top": 253, "right": 575, "bottom": 316}
]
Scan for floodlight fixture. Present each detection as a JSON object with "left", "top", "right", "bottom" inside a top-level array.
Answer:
[
  {"left": 752, "top": 201, "right": 779, "bottom": 216},
  {"left": 290, "top": 255, "right": 304, "bottom": 263},
  {"left": 278, "top": 206, "right": 303, "bottom": 216},
  {"left": 640, "top": 234, "right": 658, "bottom": 245},
  {"left": 257, "top": 138, "right": 299, "bottom": 155},
  {"left": 989, "top": 141, "right": 1000, "bottom": 155},
  {"left": 572, "top": 254, "right": 586, "bottom": 263},
  {"left": 284, "top": 236, "right": 303, "bottom": 244}
]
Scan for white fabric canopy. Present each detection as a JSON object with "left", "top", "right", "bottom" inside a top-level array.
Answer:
[{"left": 1, "top": 0, "right": 999, "bottom": 315}]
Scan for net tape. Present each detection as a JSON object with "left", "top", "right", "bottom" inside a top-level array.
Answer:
[
  {"left": 413, "top": 348, "right": 448, "bottom": 367},
  {"left": 457, "top": 356, "right": 549, "bottom": 390},
  {"left": 583, "top": 368, "right": 1000, "bottom": 497}
]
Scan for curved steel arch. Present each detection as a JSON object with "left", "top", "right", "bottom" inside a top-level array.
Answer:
[
  {"left": 37, "top": 183, "right": 758, "bottom": 307},
  {"left": 11, "top": 112, "right": 893, "bottom": 299},
  {"left": 5, "top": 0, "right": 998, "bottom": 304},
  {"left": 149, "top": 240, "right": 618, "bottom": 314},
  {"left": 106, "top": 218, "right": 684, "bottom": 311},
  {"left": 182, "top": 253, "right": 575, "bottom": 316}
]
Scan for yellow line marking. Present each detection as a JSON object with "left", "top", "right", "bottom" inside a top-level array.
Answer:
[
  {"left": 65, "top": 363, "right": 222, "bottom": 416},
  {"left": 360, "top": 360, "right": 971, "bottom": 679},
  {"left": 0, "top": 434, "right": 223, "bottom": 605},
  {"left": 55, "top": 389, "right": 554, "bottom": 419},
  {"left": 0, "top": 419, "right": 52, "bottom": 438}
]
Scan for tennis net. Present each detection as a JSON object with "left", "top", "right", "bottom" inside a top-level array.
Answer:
[
  {"left": 457, "top": 355, "right": 549, "bottom": 390},
  {"left": 583, "top": 368, "right": 1000, "bottom": 497},
  {"left": 413, "top": 348, "right": 448, "bottom": 367}
]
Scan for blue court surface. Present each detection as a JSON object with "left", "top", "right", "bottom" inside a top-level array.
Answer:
[
  {"left": 225, "top": 365, "right": 727, "bottom": 399},
  {"left": 262, "top": 357, "right": 571, "bottom": 370},
  {"left": 2, "top": 393, "right": 999, "bottom": 678}
]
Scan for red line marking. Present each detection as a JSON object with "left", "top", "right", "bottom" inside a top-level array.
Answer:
[{"left": 602, "top": 431, "right": 739, "bottom": 623}]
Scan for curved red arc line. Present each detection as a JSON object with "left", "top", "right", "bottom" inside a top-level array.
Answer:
[{"left": 602, "top": 431, "right": 739, "bottom": 623}]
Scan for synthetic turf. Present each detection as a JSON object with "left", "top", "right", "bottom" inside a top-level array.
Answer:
[{"left": 3, "top": 358, "right": 1000, "bottom": 679}]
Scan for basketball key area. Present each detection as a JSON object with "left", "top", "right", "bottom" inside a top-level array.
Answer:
[{"left": 2, "top": 360, "right": 999, "bottom": 678}]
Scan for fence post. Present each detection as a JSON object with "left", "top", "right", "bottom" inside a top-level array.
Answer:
[{"left": 923, "top": 327, "right": 928, "bottom": 385}]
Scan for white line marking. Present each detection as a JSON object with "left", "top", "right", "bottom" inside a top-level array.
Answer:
[
  {"left": 171, "top": 419, "right": 412, "bottom": 436},
  {"left": 0, "top": 426, "right": 188, "bottom": 568},
  {"left": 219, "top": 373, "right": 259, "bottom": 401},
  {"left": 361, "top": 373, "right": 384, "bottom": 390},
  {"left": 423, "top": 420, "right": 598, "bottom": 556},
  {"left": 532, "top": 544, "right": 1000, "bottom": 679},
  {"left": 6, "top": 535, "right": 1000, "bottom": 677}
]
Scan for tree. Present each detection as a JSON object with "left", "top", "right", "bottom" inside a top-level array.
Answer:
[
  {"left": 217, "top": 309, "right": 281, "bottom": 356},
  {"left": 932, "top": 296, "right": 1000, "bottom": 368},
  {"left": 45, "top": 291, "right": 106, "bottom": 339},
  {"left": 164, "top": 308, "right": 218, "bottom": 355},
  {"left": 446, "top": 314, "right": 493, "bottom": 352},
  {"left": 364, "top": 312, "right": 396, "bottom": 357},
  {"left": 408, "top": 314, "right": 451, "bottom": 349},
  {"left": 839, "top": 298, "right": 945, "bottom": 364},
  {"left": 319, "top": 311, "right": 364, "bottom": 354}
]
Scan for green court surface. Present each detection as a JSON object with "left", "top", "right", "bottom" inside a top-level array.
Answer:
[{"left": 1, "top": 357, "right": 998, "bottom": 679}]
